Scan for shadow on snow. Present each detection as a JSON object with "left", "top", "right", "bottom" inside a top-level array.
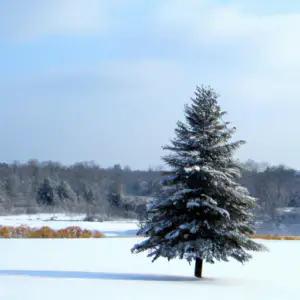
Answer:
[{"left": 0, "top": 269, "right": 209, "bottom": 282}]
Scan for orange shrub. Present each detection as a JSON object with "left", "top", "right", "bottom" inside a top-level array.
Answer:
[
  {"left": 93, "top": 231, "right": 105, "bottom": 238},
  {"left": 0, "top": 225, "right": 105, "bottom": 238},
  {"left": 64, "top": 226, "right": 83, "bottom": 238},
  {"left": 27, "top": 226, "right": 59, "bottom": 238},
  {"left": 0, "top": 226, "right": 12, "bottom": 238},
  {"left": 11, "top": 225, "right": 31, "bottom": 238},
  {"left": 81, "top": 230, "right": 93, "bottom": 238}
]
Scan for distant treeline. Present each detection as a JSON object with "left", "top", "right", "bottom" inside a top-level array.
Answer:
[{"left": 0, "top": 159, "right": 299, "bottom": 221}]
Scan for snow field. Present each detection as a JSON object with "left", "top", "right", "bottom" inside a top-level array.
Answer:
[{"left": 0, "top": 238, "right": 299, "bottom": 300}]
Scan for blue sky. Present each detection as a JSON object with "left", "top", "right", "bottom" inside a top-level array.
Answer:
[{"left": 1, "top": 0, "right": 300, "bottom": 170}]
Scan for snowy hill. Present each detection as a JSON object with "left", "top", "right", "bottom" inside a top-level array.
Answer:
[{"left": 0, "top": 238, "right": 298, "bottom": 299}]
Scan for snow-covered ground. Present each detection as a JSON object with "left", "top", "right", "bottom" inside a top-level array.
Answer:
[
  {"left": 0, "top": 213, "right": 139, "bottom": 236},
  {"left": 0, "top": 238, "right": 298, "bottom": 300},
  {"left": 0, "top": 215, "right": 298, "bottom": 298}
]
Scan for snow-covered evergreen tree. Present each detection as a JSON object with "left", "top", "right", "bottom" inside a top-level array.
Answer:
[{"left": 131, "top": 86, "right": 267, "bottom": 278}]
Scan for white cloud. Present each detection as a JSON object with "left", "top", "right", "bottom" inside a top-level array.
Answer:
[
  {"left": 0, "top": 0, "right": 125, "bottom": 42},
  {"left": 147, "top": 0, "right": 300, "bottom": 114},
  {"left": 154, "top": 0, "right": 300, "bottom": 69}
]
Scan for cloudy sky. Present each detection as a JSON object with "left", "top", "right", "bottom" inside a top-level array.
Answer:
[{"left": 1, "top": 0, "right": 300, "bottom": 170}]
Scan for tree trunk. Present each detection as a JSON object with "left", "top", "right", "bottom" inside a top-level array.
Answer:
[{"left": 194, "top": 257, "right": 203, "bottom": 278}]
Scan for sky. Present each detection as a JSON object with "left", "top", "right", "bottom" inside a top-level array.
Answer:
[{"left": 1, "top": 0, "right": 300, "bottom": 170}]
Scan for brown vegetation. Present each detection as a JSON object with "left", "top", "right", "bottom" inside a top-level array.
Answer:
[
  {"left": 0, "top": 225, "right": 300, "bottom": 240},
  {"left": 252, "top": 234, "right": 300, "bottom": 240},
  {"left": 0, "top": 225, "right": 105, "bottom": 238}
]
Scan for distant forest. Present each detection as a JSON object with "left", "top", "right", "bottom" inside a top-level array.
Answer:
[{"left": 0, "top": 159, "right": 299, "bottom": 223}]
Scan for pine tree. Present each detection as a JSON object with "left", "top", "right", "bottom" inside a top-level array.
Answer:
[
  {"left": 37, "top": 177, "right": 59, "bottom": 207},
  {"left": 131, "top": 85, "right": 267, "bottom": 278},
  {"left": 56, "top": 180, "right": 76, "bottom": 202},
  {"left": 82, "top": 183, "right": 96, "bottom": 204},
  {"left": 107, "top": 165, "right": 123, "bottom": 213},
  {"left": 107, "top": 181, "right": 122, "bottom": 209}
]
